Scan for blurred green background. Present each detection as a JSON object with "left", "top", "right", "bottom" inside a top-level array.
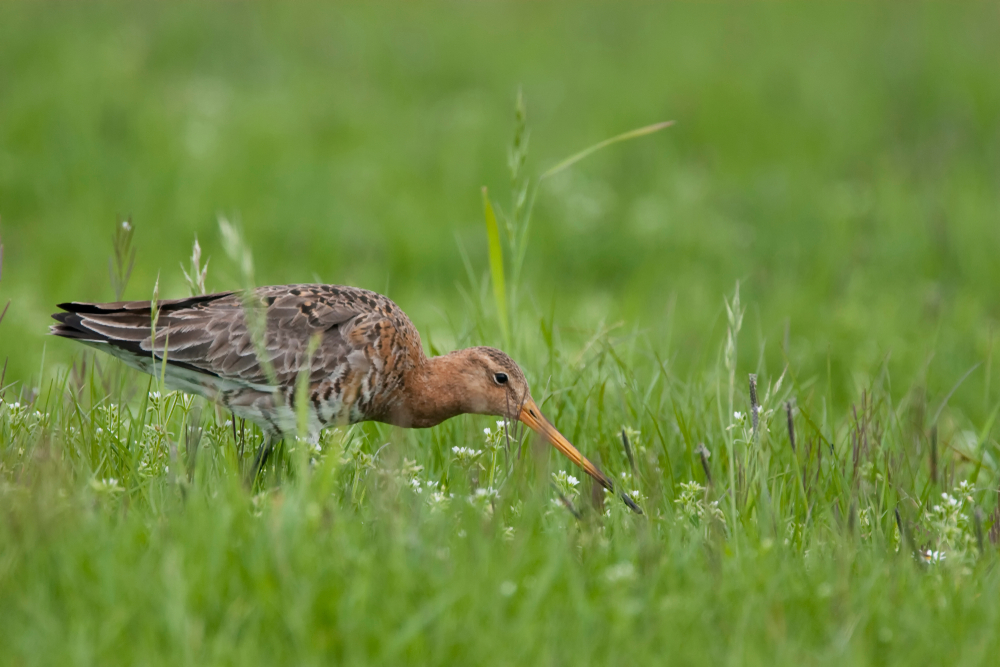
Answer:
[
  {"left": 4, "top": 5, "right": 1000, "bottom": 664},
  {"left": 2, "top": 1, "right": 999, "bottom": 416}
]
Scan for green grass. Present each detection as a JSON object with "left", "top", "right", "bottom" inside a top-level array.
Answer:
[{"left": 3, "top": 2, "right": 1000, "bottom": 664}]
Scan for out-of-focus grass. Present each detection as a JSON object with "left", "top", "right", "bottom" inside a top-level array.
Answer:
[
  {"left": 1, "top": 2, "right": 998, "bottom": 416},
  {"left": 3, "top": 309, "right": 1000, "bottom": 665},
  {"left": 3, "top": 2, "right": 1000, "bottom": 664}
]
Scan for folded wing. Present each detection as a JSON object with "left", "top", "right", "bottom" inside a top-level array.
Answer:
[{"left": 51, "top": 285, "right": 365, "bottom": 392}]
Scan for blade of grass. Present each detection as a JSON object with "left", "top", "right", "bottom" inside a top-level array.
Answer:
[
  {"left": 482, "top": 187, "right": 510, "bottom": 348},
  {"left": 539, "top": 121, "right": 674, "bottom": 181},
  {"left": 967, "top": 399, "right": 1000, "bottom": 484},
  {"left": 930, "top": 362, "right": 981, "bottom": 427},
  {"left": 296, "top": 333, "right": 322, "bottom": 441}
]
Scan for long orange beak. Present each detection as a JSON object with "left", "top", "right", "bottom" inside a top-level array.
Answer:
[{"left": 518, "top": 398, "right": 642, "bottom": 514}]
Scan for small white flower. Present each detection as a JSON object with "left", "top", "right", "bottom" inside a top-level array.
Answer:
[
  {"left": 466, "top": 487, "right": 497, "bottom": 517},
  {"left": 427, "top": 490, "right": 452, "bottom": 511},
  {"left": 919, "top": 549, "right": 946, "bottom": 564},
  {"left": 484, "top": 427, "right": 491, "bottom": 435},
  {"left": 552, "top": 470, "right": 581, "bottom": 498},
  {"left": 734, "top": 411, "right": 743, "bottom": 420},
  {"left": 452, "top": 446, "right": 483, "bottom": 465}
]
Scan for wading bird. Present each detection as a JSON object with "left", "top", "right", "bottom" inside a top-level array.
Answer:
[{"left": 51, "top": 284, "right": 640, "bottom": 513}]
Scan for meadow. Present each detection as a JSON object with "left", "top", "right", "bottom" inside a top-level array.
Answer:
[{"left": 2, "top": 2, "right": 1000, "bottom": 664}]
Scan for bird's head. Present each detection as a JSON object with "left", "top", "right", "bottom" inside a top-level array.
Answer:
[
  {"left": 427, "top": 346, "right": 640, "bottom": 512},
  {"left": 446, "top": 346, "right": 531, "bottom": 420}
]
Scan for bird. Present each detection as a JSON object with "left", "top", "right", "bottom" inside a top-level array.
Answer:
[{"left": 50, "top": 283, "right": 641, "bottom": 513}]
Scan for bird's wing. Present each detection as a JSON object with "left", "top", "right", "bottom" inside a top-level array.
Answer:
[{"left": 51, "top": 284, "right": 378, "bottom": 390}]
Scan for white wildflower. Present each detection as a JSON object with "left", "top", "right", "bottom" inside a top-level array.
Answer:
[
  {"left": 919, "top": 549, "right": 946, "bottom": 565},
  {"left": 482, "top": 423, "right": 507, "bottom": 451},
  {"left": 552, "top": 470, "right": 581, "bottom": 499},
  {"left": 452, "top": 446, "right": 483, "bottom": 467},
  {"left": 629, "top": 489, "right": 648, "bottom": 504},
  {"left": 674, "top": 480, "right": 724, "bottom": 536},
  {"left": 427, "top": 490, "right": 453, "bottom": 512},
  {"left": 921, "top": 480, "right": 979, "bottom": 565},
  {"left": 467, "top": 487, "right": 497, "bottom": 517}
]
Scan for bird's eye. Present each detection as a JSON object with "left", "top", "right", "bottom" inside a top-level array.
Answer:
[{"left": 494, "top": 372, "right": 508, "bottom": 385}]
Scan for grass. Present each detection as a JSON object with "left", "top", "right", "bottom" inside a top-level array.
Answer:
[{"left": 3, "top": 1, "right": 1000, "bottom": 664}]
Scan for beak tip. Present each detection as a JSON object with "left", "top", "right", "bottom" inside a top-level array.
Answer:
[
  {"left": 520, "top": 402, "right": 643, "bottom": 515},
  {"left": 621, "top": 492, "right": 644, "bottom": 514}
]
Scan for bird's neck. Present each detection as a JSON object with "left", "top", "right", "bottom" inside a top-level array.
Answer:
[{"left": 397, "top": 351, "right": 484, "bottom": 428}]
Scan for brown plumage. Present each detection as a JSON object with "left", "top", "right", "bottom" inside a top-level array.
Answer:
[{"left": 51, "top": 284, "right": 640, "bottom": 512}]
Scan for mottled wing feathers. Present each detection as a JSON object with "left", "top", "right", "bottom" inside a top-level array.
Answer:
[
  {"left": 51, "top": 293, "right": 234, "bottom": 377},
  {"left": 50, "top": 284, "right": 392, "bottom": 391}
]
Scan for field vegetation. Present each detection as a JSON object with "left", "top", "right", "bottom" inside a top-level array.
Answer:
[{"left": 2, "top": 3, "right": 1000, "bottom": 664}]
